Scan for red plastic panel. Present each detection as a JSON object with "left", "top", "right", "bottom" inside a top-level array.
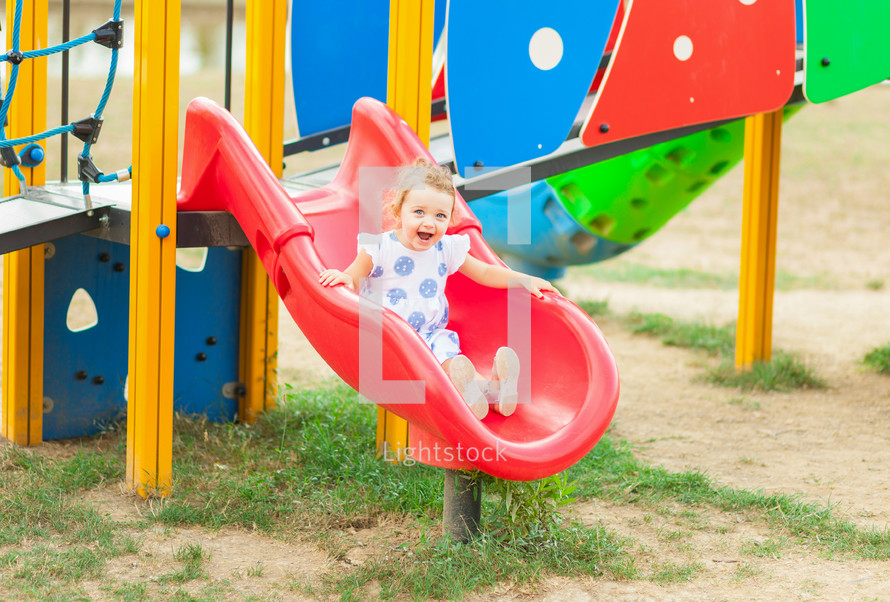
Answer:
[
  {"left": 582, "top": 0, "right": 796, "bottom": 147},
  {"left": 178, "top": 97, "right": 619, "bottom": 481}
]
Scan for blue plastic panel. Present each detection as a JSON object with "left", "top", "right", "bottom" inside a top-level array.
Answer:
[
  {"left": 44, "top": 235, "right": 130, "bottom": 439},
  {"left": 42, "top": 236, "right": 242, "bottom": 440},
  {"left": 290, "top": 0, "right": 447, "bottom": 136},
  {"left": 446, "top": 1, "right": 616, "bottom": 176},
  {"left": 173, "top": 247, "right": 242, "bottom": 422}
]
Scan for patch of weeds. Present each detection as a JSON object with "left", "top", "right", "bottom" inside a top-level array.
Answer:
[
  {"left": 247, "top": 561, "right": 265, "bottom": 577},
  {"left": 575, "top": 298, "right": 610, "bottom": 318},
  {"left": 651, "top": 560, "right": 701, "bottom": 584},
  {"left": 324, "top": 524, "right": 634, "bottom": 600},
  {"left": 866, "top": 279, "right": 885, "bottom": 291},
  {"left": 569, "top": 435, "right": 890, "bottom": 559},
  {"left": 741, "top": 537, "right": 786, "bottom": 559},
  {"left": 729, "top": 396, "right": 761, "bottom": 411},
  {"left": 707, "top": 351, "right": 826, "bottom": 392},
  {"left": 623, "top": 312, "right": 734, "bottom": 356},
  {"left": 102, "top": 581, "right": 147, "bottom": 601},
  {"left": 157, "top": 543, "right": 210, "bottom": 584},
  {"left": 577, "top": 305, "right": 826, "bottom": 393},
  {"left": 862, "top": 343, "right": 890, "bottom": 375},
  {"left": 731, "top": 562, "right": 760, "bottom": 582},
  {"left": 481, "top": 473, "right": 577, "bottom": 542}
]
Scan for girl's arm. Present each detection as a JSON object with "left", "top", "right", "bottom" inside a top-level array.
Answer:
[
  {"left": 318, "top": 250, "right": 374, "bottom": 291},
  {"left": 457, "top": 255, "right": 559, "bottom": 298}
]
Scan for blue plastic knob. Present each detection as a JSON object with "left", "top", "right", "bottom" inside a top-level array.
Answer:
[
  {"left": 156, "top": 224, "right": 171, "bottom": 238},
  {"left": 19, "top": 143, "right": 45, "bottom": 167}
]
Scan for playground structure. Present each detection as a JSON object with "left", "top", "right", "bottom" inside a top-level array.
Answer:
[{"left": 0, "top": 0, "right": 888, "bottom": 509}]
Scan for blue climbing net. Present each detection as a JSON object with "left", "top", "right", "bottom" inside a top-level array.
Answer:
[{"left": 0, "top": 0, "right": 130, "bottom": 199}]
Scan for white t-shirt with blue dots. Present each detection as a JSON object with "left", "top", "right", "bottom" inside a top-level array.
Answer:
[{"left": 358, "top": 231, "right": 471, "bottom": 363}]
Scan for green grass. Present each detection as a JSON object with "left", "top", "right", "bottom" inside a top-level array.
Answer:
[
  {"left": 568, "top": 435, "right": 890, "bottom": 560},
  {"left": 575, "top": 304, "right": 826, "bottom": 392},
  {"left": 706, "top": 351, "right": 827, "bottom": 392},
  {"left": 573, "top": 261, "right": 835, "bottom": 291},
  {"left": 862, "top": 342, "right": 890, "bottom": 375},
  {"left": 3, "top": 384, "right": 890, "bottom": 598},
  {"left": 624, "top": 311, "right": 734, "bottom": 356},
  {"left": 0, "top": 444, "right": 139, "bottom": 599}
]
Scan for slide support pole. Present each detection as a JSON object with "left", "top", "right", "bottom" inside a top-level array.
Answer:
[
  {"left": 1, "top": 0, "right": 48, "bottom": 447},
  {"left": 736, "top": 110, "right": 783, "bottom": 370},
  {"left": 239, "top": 0, "right": 287, "bottom": 423},
  {"left": 378, "top": 0, "right": 436, "bottom": 461},
  {"left": 127, "top": 0, "right": 181, "bottom": 497}
]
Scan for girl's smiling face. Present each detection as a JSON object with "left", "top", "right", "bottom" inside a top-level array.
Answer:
[{"left": 394, "top": 186, "right": 454, "bottom": 251}]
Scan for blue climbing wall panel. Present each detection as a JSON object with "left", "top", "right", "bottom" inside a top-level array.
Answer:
[
  {"left": 44, "top": 235, "right": 130, "bottom": 439},
  {"left": 173, "top": 247, "right": 242, "bottom": 422},
  {"left": 42, "top": 235, "right": 241, "bottom": 440}
]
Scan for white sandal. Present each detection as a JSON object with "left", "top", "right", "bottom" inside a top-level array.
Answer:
[
  {"left": 489, "top": 347, "right": 520, "bottom": 416},
  {"left": 449, "top": 355, "right": 488, "bottom": 419}
]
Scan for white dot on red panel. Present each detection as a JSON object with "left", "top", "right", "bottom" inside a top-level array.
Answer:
[
  {"left": 739, "top": 0, "right": 757, "bottom": 5},
  {"left": 673, "top": 35, "right": 693, "bottom": 61},
  {"left": 529, "top": 27, "right": 564, "bottom": 71}
]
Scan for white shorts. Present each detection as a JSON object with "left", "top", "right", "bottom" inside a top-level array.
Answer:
[{"left": 423, "top": 328, "right": 462, "bottom": 364}]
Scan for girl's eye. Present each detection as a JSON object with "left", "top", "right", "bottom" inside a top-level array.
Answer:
[
  {"left": 437, "top": 213, "right": 447, "bottom": 220},
  {"left": 414, "top": 209, "right": 424, "bottom": 215}
]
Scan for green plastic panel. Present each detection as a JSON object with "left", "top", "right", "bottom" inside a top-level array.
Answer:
[
  {"left": 803, "top": 0, "right": 890, "bottom": 103},
  {"left": 549, "top": 107, "right": 801, "bottom": 245}
]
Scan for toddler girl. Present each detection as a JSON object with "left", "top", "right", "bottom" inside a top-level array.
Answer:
[{"left": 319, "top": 158, "right": 557, "bottom": 419}]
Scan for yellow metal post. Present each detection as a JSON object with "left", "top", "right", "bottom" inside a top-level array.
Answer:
[
  {"left": 1, "top": 0, "right": 48, "bottom": 447},
  {"left": 378, "top": 0, "right": 436, "bottom": 460},
  {"left": 736, "top": 110, "right": 783, "bottom": 370},
  {"left": 127, "top": 0, "right": 180, "bottom": 497},
  {"left": 240, "top": 0, "right": 287, "bottom": 423}
]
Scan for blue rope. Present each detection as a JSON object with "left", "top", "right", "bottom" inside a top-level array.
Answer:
[
  {"left": 0, "top": 0, "right": 26, "bottom": 188},
  {"left": 1, "top": 33, "right": 96, "bottom": 62},
  {"left": 82, "top": 0, "right": 125, "bottom": 197},
  {"left": 0, "top": 0, "right": 132, "bottom": 194},
  {"left": 0, "top": 125, "right": 75, "bottom": 148}
]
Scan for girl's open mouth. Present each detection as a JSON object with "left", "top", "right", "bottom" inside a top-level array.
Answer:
[{"left": 417, "top": 232, "right": 432, "bottom": 241}]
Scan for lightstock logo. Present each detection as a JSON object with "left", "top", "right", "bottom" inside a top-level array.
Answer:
[{"left": 355, "top": 163, "right": 533, "bottom": 419}]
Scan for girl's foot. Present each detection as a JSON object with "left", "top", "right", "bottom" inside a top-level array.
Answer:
[
  {"left": 448, "top": 355, "right": 488, "bottom": 419},
  {"left": 489, "top": 347, "right": 520, "bottom": 416}
]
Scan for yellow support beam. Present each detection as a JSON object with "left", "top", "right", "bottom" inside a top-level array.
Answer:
[
  {"left": 736, "top": 110, "right": 783, "bottom": 370},
  {"left": 378, "top": 0, "right": 436, "bottom": 460},
  {"left": 240, "top": 0, "right": 287, "bottom": 423},
  {"left": 2, "top": 0, "right": 48, "bottom": 447},
  {"left": 127, "top": 0, "right": 180, "bottom": 497}
]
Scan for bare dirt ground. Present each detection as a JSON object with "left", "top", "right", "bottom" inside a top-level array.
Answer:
[{"left": 2, "top": 86, "right": 890, "bottom": 599}]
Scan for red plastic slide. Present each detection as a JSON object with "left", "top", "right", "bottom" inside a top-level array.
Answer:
[{"left": 177, "top": 97, "right": 619, "bottom": 481}]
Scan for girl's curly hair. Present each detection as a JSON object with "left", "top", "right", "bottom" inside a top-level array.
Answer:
[{"left": 389, "top": 158, "right": 456, "bottom": 220}]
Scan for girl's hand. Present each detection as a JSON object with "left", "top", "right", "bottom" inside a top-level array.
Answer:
[
  {"left": 524, "top": 276, "right": 559, "bottom": 299},
  {"left": 318, "top": 269, "right": 355, "bottom": 291}
]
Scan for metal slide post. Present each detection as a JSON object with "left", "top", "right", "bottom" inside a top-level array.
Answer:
[
  {"left": 2, "top": 0, "right": 48, "bottom": 447},
  {"left": 736, "top": 110, "right": 783, "bottom": 370},
  {"left": 443, "top": 469, "right": 482, "bottom": 542},
  {"left": 240, "top": 0, "right": 287, "bottom": 423},
  {"left": 127, "top": 0, "right": 180, "bottom": 497}
]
